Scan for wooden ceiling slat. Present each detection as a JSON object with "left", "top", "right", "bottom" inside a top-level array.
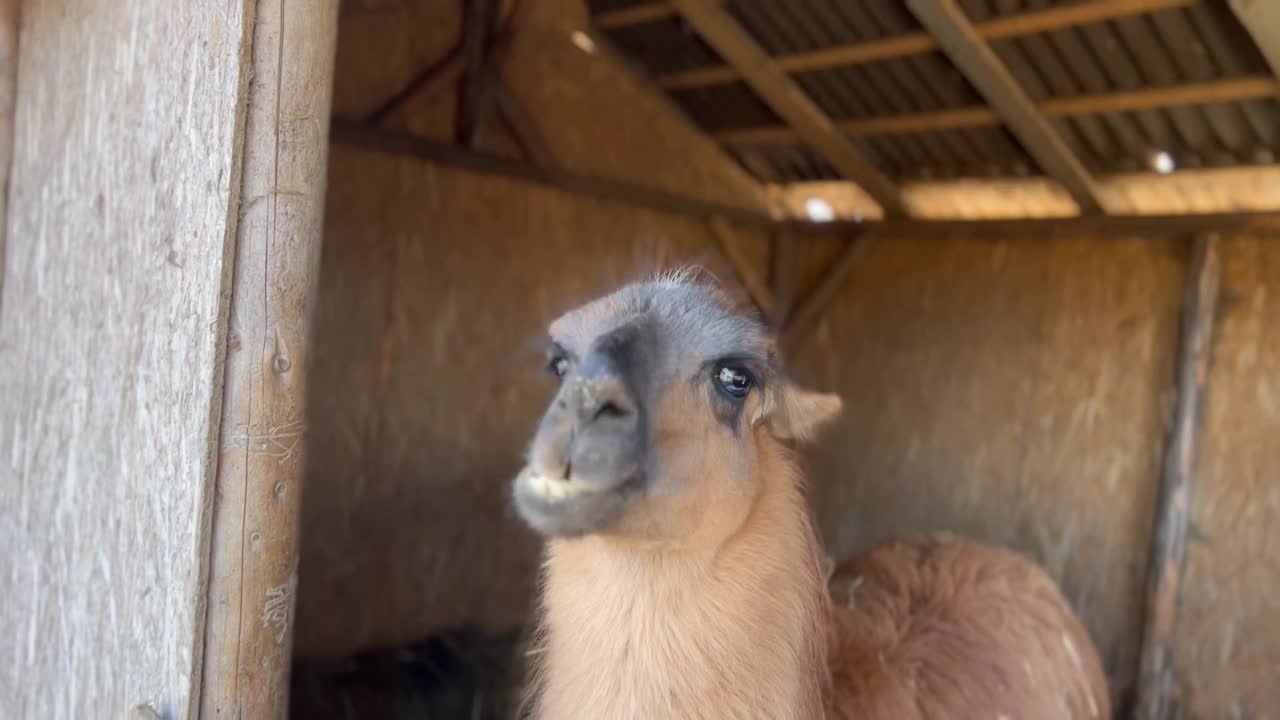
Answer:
[
  {"left": 712, "top": 77, "right": 1280, "bottom": 146},
  {"left": 637, "top": 0, "right": 1196, "bottom": 90}
]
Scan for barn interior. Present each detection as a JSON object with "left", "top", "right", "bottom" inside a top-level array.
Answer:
[{"left": 290, "top": 1, "right": 1280, "bottom": 717}]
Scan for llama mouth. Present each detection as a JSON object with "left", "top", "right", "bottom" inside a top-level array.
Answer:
[
  {"left": 523, "top": 472, "right": 604, "bottom": 501},
  {"left": 513, "top": 467, "right": 642, "bottom": 537}
]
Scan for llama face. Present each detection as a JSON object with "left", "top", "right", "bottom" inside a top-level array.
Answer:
[{"left": 513, "top": 273, "right": 840, "bottom": 540}]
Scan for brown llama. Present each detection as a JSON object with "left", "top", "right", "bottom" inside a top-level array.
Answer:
[{"left": 511, "top": 272, "right": 1110, "bottom": 720}]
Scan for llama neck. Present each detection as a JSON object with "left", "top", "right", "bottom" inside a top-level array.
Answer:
[{"left": 528, "top": 454, "right": 831, "bottom": 720}]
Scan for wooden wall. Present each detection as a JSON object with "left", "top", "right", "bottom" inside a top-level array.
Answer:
[
  {"left": 793, "top": 234, "right": 1185, "bottom": 709},
  {"left": 0, "top": 2, "right": 252, "bottom": 716},
  {"left": 296, "top": 146, "right": 759, "bottom": 658},
  {"left": 785, "top": 229, "right": 1280, "bottom": 715}
]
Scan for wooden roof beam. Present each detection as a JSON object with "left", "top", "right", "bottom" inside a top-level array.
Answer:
[
  {"left": 595, "top": 2, "right": 678, "bottom": 30},
  {"left": 330, "top": 121, "right": 775, "bottom": 226},
  {"left": 907, "top": 0, "right": 1106, "bottom": 213},
  {"left": 712, "top": 76, "right": 1280, "bottom": 146},
  {"left": 1229, "top": 0, "right": 1280, "bottom": 81},
  {"left": 652, "top": 0, "right": 1194, "bottom": 90},
  {"left": 668, "top": 0, "right": 905, "bottom": 216}
]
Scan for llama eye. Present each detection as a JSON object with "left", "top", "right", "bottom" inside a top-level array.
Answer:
[
  {"left": 548, "top": 356, "right": 570, "bottom": 379},
  {"left": 713, "top": 364, "right": 752, "bottom": 400}
]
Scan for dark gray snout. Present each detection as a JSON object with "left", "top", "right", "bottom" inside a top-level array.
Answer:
[{"left": 514, "top": 338, "right": 650, "bottom": 537}]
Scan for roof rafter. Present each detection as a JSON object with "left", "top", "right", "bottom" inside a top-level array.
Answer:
[
  {"left": 668, "top": 0, "right": 905, "bottom": 216},
  {"left": 907, "top": 0, "right": 1106, "bottom": 213},
  {"left": 641, "top": 0, "right": 1194, "bottom": 90},
  {"left": 1229, "top": 0, "right": 1280, "bottom": 81}
]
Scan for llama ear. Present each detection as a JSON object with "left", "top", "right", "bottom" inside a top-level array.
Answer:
[{"left": 762, "top": 380, "right": 843, "bottom": 442}]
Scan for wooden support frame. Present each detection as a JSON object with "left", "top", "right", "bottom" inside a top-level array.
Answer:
[
  {"left": 907, "top": 0, "right": 1106, "bottom": 214},
  {"left": 668, "top": 0, "right": 905, "bottom": 216},
  {"left": 648, "top": 0, "right": 1194, "bottom": 90},
  {"left": 769, "top": 230, "right": 795, "bottom": 331},
  {"left": 1229, "top": 0, "right": 1280, "bottom": 80},
  {"left": 365, "top": 47, "right": 464, "bottom": 126},
  {"left": 457, "top": 0, "right": 501, "bottom": 148},
  {"left": 331, "top": 122, "right": 773, "bottom": 225},
  {"left": 1133, "top": 233, "right": 1222, "bottom": 720},
  {"left": 200, "top": 2, "right": 339, "bottom": 718},
  {"left": 595, "top": 1, "right": 679, "bottom": 30},
  {"left": 712, "top": 76, "right": 1280, "bottom": 146},
  {"left": 782, "top": 235, "right": 868, "bottom": 351},
  {"left": 708, "top": 216, "right": 776, "bottom": 319}
]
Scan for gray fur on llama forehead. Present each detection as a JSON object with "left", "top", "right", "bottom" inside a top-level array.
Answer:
[{"left": 550, "top": 275, "right": 773, "bottom": 365}]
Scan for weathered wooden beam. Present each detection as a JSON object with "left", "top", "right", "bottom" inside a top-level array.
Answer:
[
  {"left": 594, "top": 1, "right": 678, "bottom": 29},
  {"left": 0, "top": 1, "right": 261, "bottom": 716},
  {"left": 780, "top": 211, "right": 1280, "bottom": 238},
  {"left": 1133, "top": 233, "right": 1222, "bottom": 720},
  {"left": 200, "top": 2, "right": 339, "bottom": 718},
  {"left": 709, "top": 216, "right": 776, "bottom": 319},
  {"left": 1229, "top": 0, "right": 1280, "bottom": 81},
  {"left": 769, "top": 229, "right": 795, "bottom": 331},
  {"left": 457, "top": 0, "right": 500, "bottom": 148},
  {"left": 0, "top": 0, "right": 15, "bottom": 313},
  {"left": 365, "top": 47, "right": 464, "bottom": 126},
  {"left": 330, "top": 122, "right": 774, "bottom": 226},
  {"left": 713, "top": 77, "right": 1280, "bottom": 146},
  {"left": 782, "top": 236, "right": 867, "bottom": 350},
  {"left": 669, "top": 0, "right": 905, "bottom": 216},
  {"left": 907, "top": 0, "right": 1106, "bottom": 213},
  {"left": 655, "top": 0, "right": 1194, "bottom": 89}
]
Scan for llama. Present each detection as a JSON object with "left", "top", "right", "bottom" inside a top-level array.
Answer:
[{"left": 511, "top": 273, "right": 1110, "bottom": 720}]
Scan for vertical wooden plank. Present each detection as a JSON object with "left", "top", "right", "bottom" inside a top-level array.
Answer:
[
  {"left": 770, "top": 229, "right": 795, "bottom": 330},
  {"left": 0, "top": 0, "right": 16, "bottom": 308},
  {"left": 1134, "top": 232, "right": 1222, "bottom": 720},
  {"left": 0, "top": 2, "right": 254, "bottom": 717},
  {"left": 200, "top": 1, "right": 339, "bottom": 718}
]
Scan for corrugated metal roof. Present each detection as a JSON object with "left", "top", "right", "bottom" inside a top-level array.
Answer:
[{"left": 589, "top": 0, "right": 1280, "bottom": 185}]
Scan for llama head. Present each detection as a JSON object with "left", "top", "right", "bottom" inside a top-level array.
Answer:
[{"left": 513, "top": 271, "right": 841, "bottom": 540}]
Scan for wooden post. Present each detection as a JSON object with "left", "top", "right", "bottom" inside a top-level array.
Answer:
[
  {"left": 769, "top": 229, "right": 795, "bottom": 331},
  {"left": 0, "top": 0, "right": 14, "bottom": 308},
  {"left": 199, "top": 2, "right": 338, "bottom": 719},
  {"left": 1134, "top": 232, "right": 1222, "bottom": 720},
  {"left": 0, "top": 2, "right": 257, "bottom": 717},
  {"left": 457, "top": 0, "right": 500, "bottom": 148}
]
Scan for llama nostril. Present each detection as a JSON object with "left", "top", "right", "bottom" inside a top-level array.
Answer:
[{"left": 592, "top": 400, "right": 630, "bottom": 422}]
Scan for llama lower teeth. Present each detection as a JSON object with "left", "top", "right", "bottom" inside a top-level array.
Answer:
[{"left": 528, "top": 474, "right": 592, "bottom": 501}]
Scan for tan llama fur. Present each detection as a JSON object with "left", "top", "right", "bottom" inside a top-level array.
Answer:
[{"left": 513, "top": 274, "right": 1110, "bottom": 720}]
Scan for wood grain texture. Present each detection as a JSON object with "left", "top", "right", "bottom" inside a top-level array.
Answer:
[
  {"left": 796, "top": 235, "right": 1184, "bottom": 710},
  {"left": 0, "top": 1, "right": 253, "bottom": 717},
  {"left": 1175, "top": 236, "right": 1280, "bottom": 718},
  {"left": 0, "top": 0, "right": 15, "bottom": 310},
  {"left": 1135, "top": 234, "right": 1221, "bottom": 720},
  {"left": 200, "top": 1, "right": 338, "bottom": 718}
]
